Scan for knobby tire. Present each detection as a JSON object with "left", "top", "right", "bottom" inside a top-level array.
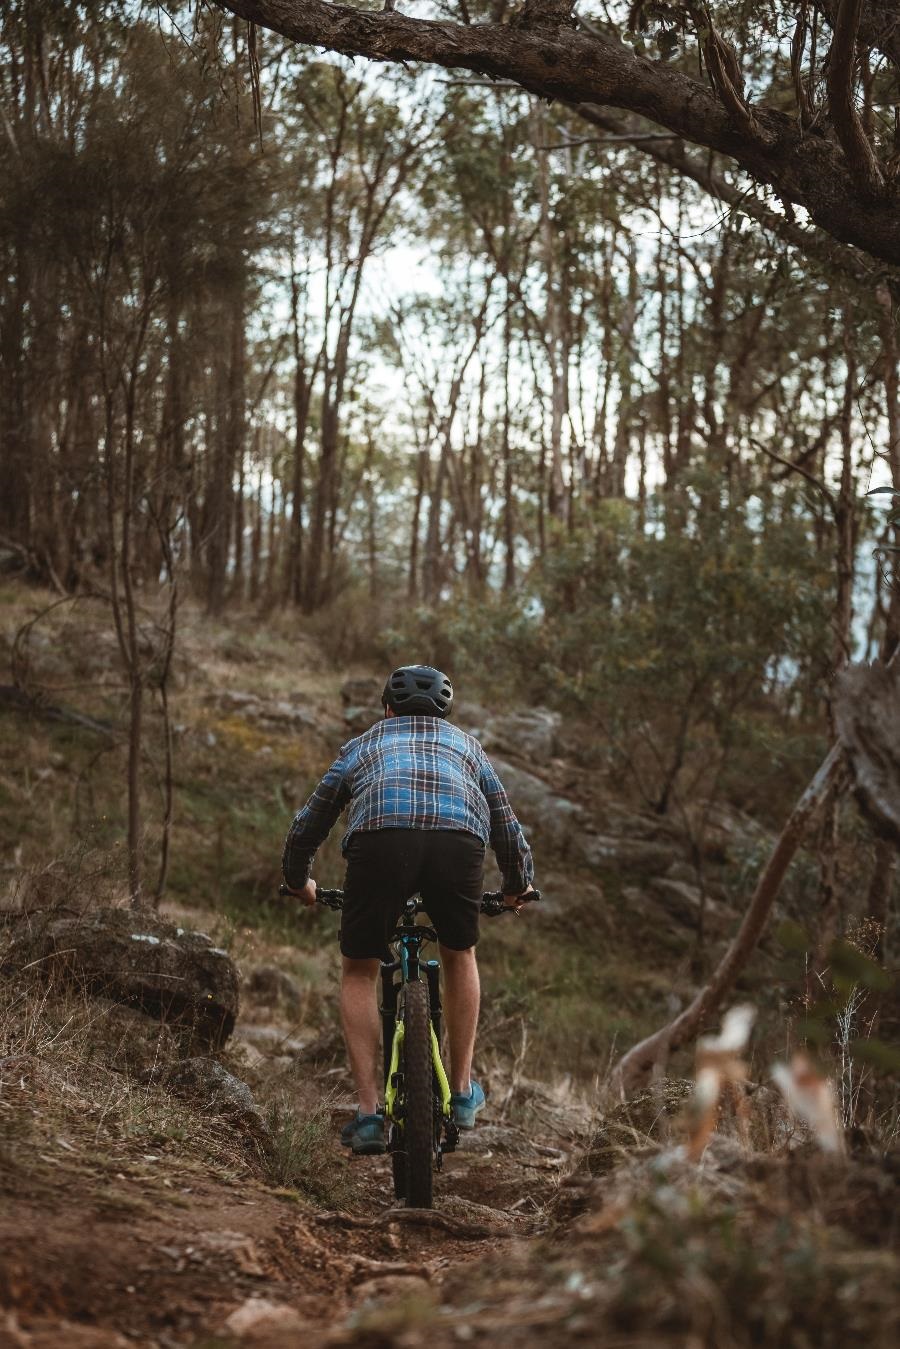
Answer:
[
  {"left": 391, "top": 1138, "right": 406, "bottom": 1201},
  {"left": 399, "top": 979, "right": 434, "bottom": 1209}
]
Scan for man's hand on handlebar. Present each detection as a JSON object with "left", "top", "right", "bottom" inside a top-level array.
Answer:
[
  {"left": 282, "top": 877, "right": 317, "bottom": 907},
  {"left": 503, "top": 883, "right": 536, "bottom": 912}
]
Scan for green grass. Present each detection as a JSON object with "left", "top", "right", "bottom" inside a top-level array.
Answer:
[{"left": 261, "top": 1093, "right": 350, "bottom": 1207}]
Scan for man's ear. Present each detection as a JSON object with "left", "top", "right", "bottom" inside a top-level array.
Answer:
[{"left": 384, "top": 706, "right": 395, "bottom": 719}]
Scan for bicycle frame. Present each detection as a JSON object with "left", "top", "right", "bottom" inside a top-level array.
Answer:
[
  {"left": 277, "top": 881, "right": 541, "bottom": 1182},
  {"left": 380, "top": 899, "right": 454, "bottom": 1153}
]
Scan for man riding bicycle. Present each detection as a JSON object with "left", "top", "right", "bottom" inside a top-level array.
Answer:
[{"left": 281, "top": 664, "right": 536, "bottom": 1155}]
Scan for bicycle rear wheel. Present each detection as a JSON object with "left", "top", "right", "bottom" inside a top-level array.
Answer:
[{"left": 399, "top": 979, "right": 434, "bottom": 1209}]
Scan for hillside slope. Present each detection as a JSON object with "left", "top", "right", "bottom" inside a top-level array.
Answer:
[{"left": 1, "top": 582, "right": 897, "bottom": 1347}]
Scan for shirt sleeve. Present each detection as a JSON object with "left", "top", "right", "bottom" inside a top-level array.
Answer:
[
  {"left": 282, "top": 753, "right": 353, "bottom": 888},
  {"left": 479, "top": 755, "right": 535, "bottom": 894}
]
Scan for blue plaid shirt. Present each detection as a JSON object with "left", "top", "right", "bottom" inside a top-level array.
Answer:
[{"left": 283, "top": 716, "right": 534, "bottom": 894}]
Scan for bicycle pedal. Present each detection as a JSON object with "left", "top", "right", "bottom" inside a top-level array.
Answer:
[{"left": 442, "top": 1121, "right": 460, "bottom": 1153}]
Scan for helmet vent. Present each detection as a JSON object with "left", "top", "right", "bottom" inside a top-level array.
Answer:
[{"left": 381, "top": 665, "right": 454, "bottom": 719}]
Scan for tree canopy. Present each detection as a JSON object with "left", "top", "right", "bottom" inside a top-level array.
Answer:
[{"left": 212, "top": 0, "right": 900, "bottom": 272}]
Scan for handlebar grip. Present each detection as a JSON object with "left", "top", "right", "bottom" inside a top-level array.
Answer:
[
  {"left": 480, "top": 888, "right": 541, "bottom": 916},
  {"left": 278, "top": 882, "right": 344, "bottom": 909}
]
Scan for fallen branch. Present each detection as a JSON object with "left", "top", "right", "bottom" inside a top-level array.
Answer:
[
  {"left": 0, "top": 685, "right": 116, "bottom": 740},
  {"left": 610, "top": 743, "right": 845, "bottom": 1095}
]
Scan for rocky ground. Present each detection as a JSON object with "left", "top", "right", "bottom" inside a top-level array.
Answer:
[{"left": 0, "top": 590, "right": 898, "bottom": 1347}]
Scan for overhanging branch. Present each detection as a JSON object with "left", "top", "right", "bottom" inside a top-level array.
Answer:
[
  {"left": 570, "top": 104, "right": 885, "bottom": 288},
  {"left": 212, "top": 0, "right": 900, "bottom": 267}
]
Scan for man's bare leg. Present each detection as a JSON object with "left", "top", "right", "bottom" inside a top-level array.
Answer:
[
  {"left": 440, "top": 944, "right": 480, "bottom": 1094},
  {"left": 341, "top": 956, "right": 381, "bottom": 1115}
]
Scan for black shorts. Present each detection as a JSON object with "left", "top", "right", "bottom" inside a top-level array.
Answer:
[{"left": 339, "top": 828, "right": 485, "bottom": 960}]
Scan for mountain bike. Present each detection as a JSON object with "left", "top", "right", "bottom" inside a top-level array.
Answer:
[{"left": 279, "top": 883, "right": 540, "bottom": 1208}]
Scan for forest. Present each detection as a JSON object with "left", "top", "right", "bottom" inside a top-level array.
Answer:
[{"left": 0, "top": 2, "right": 898, "bottom": 1346}]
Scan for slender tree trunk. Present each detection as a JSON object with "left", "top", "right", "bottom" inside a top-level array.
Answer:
[
  {"left": 286, "top": 262, "right": 311, "bottom": 605},
  {"left": 817, "top": 313, "right": 858, "bottom": 960},
  {"left": 502, "top": 295, "right": 515, "bottom": 590},
  {"left": 533, "top": 102, "right": 566, "bottom": 521},
  {"left": 865, "top": 282, "right": 900, "bottom": 959},
  {"left": 408, "top": 445, "right": 428, "bottom": 601}
]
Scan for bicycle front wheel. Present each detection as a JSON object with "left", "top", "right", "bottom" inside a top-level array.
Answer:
[{"left": 399, "top": 978, "right": 434, "bottom": 1209}]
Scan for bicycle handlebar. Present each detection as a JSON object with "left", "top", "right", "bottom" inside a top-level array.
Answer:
[{"left": 277, "top": 883, "right": 541, "bottom": 916}]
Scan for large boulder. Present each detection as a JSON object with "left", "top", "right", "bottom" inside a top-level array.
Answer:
[
  {"left": 577, "top": 832, "right": 682, "bottom": 874},
  {"left": 490, "top": 757, "right": 583, "bottom": 848},
  {"left": 2, "top": 907, "right": 239, "bottom": 1046},
  {"left": 482, "top": 707, "right": 562, "bottom": 762}
]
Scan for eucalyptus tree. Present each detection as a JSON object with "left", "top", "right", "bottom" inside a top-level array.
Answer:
[
  {"left": 213, "top": 1, "right": 900, "bottom": 275},
  {"left": 270, "top": 59, "right": 441, "bottom": 610}
]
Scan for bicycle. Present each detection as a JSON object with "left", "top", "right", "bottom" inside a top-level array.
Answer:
[{"left": 279, "top": 882, "right": 541, "bottom": 1208}]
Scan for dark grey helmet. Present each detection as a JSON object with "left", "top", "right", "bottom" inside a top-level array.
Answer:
[{"left": 382, "top": 665, "right": 453, "bottom": 718}]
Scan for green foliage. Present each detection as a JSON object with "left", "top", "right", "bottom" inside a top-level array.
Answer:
[{"left": 397, "top": 483, "right": 831, "bottom": 815}]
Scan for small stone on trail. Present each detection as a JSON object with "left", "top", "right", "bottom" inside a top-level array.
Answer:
[{"left": 223, "top": 1297, "right": 306, "bottom": 1338}]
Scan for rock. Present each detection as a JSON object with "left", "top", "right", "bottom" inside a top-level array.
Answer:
[
  {"left": 577, "top": 833, "right": 682, "bottom": 873},
  {"left": 223, "top": 1297, "right": 307, "bottom": 1338},
  {"left": 649, "top": 877, "right": 739, "bottom": 933},
  {"left": 215, "top": 689, "right": 262, "bottom": 713},
  {"left": 343, "top": 705, "right": 378, "bottom": 735},
  {"left": 453, "top": 700, "right": 492, "bottom": 740},
  {"left": 491, "top": 757, "right": 583, "bottom": 847},
  {"left": 2, "top": 907, "right": 239, "bottom": 1046},
  {"left": 482, "top": 707, "right": 562, "bottom": 761},
  {"left": 199, "top": 1230, "right": 268, "bottom": 1276},
  {"left": 86, "top": 1000, "right": 182, "bottom": 1075},
  {"left": 292, "top": 1025, "right": 345, "bottom": 1068},
  {"left": 340, "top": 675, "right": 382, "bottom": 708},
  {"left": 602, "top": 803, "right": 682, "bottom": 841},
  {"left": 245, "top": 966, "right": 303, "bottom": 1009},
  {"left": 587, "top": 1079, "right": 693, "bottom": 1174},
  {"left": 233, "top": 1024, "right": 306, "bottom": 1056},
  {"left": 208, "top": 688, "right": 330, "bottom": 735},
  {"left": 258, "top": 700, "right": 322, "bottom": 732},
  {"left": 159, "top": 1057, "right": 267, "bottom": 1136}
]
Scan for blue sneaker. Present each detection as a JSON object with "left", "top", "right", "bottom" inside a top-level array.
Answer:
[
  {"left": 451, "top": 1080, "right": 485, "bottom": 1130},
  {"left": 340, "top": 1110, "right": 385, "bottom": 1155}
]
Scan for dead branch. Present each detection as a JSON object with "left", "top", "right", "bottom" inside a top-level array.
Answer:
[{"left": 611, "top": 742, "right": 845, "bottom": 1095}]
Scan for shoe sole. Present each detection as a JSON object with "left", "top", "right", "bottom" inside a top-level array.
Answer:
[{"left": 452, "top": 1105, "right": 485, "bottom": 1130}]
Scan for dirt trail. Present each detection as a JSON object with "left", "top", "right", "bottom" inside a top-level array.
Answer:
[{"left": 0, "top": 1071, "right": 584, "bottom": 1348}]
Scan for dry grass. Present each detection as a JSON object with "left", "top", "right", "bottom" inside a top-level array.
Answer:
[{"left": 0, "top": 975, "right": 254, "bottom": 1205}]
